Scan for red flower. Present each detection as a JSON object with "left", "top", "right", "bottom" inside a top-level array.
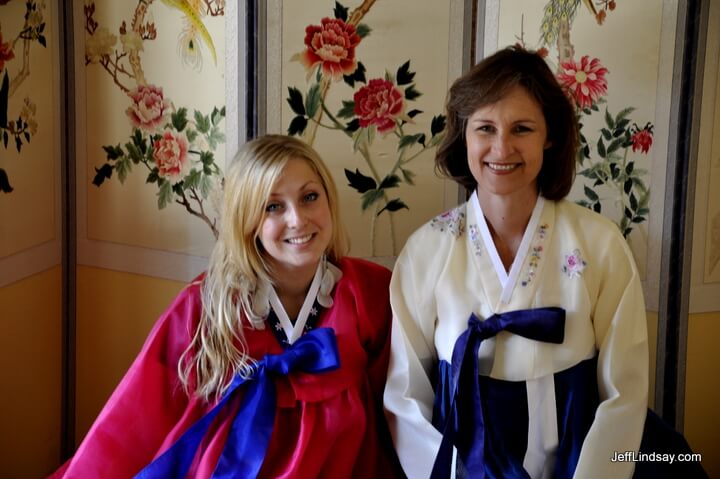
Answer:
[
  {"left": 0, "top": 31, "right": 15, "bottom": 72},
  {"left": 126, "top": 84, "right": 171, "bottom": 132},
  {"left": 353, "top": 79, "right": 404, "bottom": 133},
  {"left": 298, "top": 18, "right": 360, "bottom": 81},
  {"left": 153, "top": 129, "right": 190, "bottom": 181},
  {"left": 631, "top": 124, "right": 653, "bottom": 154},
  {"left": 557, "top": 56, "right": 608, "bottom": 110}
]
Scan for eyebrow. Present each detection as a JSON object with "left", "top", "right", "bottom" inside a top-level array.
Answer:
[{"left": 267, "top": 180, "right": 322, "bottom": 196}]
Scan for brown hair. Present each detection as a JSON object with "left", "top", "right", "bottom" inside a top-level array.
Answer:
[{"left": 435, "top": 46, "right": 578, "bottom": 200}]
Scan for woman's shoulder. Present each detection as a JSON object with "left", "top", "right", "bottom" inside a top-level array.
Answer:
[
  {"left": 338, "top": 256, "right": 392, "bottom": 282},
  {"left": 405, "top": 202, "right": 469, "bottom": 250},
  {"left": 554, "top": 199, "right": 625, "bottom": 239}
]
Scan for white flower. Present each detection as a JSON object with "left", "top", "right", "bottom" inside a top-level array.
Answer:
[{"left": 86, "top": 26, "right": 117, "bottom": 63}]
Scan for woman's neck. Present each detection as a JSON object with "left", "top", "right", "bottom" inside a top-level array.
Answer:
[
  {"left": 476, "top": 189, "right": 538, "bottom": 270},
  {"left": 270, "top": 262, "right": 319, "bottom": 320}
]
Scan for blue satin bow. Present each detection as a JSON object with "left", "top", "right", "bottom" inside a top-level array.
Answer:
[
  {"left": 430, "top": 308, "right": 566, "bottom": 479},
  {"left": 134, "top": 327, "right": 341, "bottom": 479}
]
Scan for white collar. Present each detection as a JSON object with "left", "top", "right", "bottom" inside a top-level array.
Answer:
[
  {"left": 248, "top": 259, "right": 343, "bottom": 341},
  {"left": 471, "top": 191, "right": 544, "bottom": 304}
]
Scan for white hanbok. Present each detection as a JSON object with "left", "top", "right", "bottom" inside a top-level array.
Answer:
[{"left": 384, "top": 192, "right": 648, "bottom": 479}]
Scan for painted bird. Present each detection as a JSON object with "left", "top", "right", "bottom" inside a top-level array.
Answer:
[{"left": 160, "top": 0, "right": 217, "bottom": 65}]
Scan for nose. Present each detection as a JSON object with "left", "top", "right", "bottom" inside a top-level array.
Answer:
[
  {"left": 286, "top": 204, "right": 307, "bottom": 228},
  {"left": 492, "top": 132, "right": 514, "bottom": 158}
]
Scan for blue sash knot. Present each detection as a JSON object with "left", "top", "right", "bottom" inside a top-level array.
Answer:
[
  {"left": 430, "top": 308, "right": 566, "bottom": 479},
  {"left": 134, "top": 327, "right": 341, "bottom": 479}
]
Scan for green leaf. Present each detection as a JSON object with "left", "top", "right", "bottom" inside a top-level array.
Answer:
[
  {"left": 624, "top": 179, "right": 633, "bottom": 194},
  {"left": 37, "top": 34, "right": 46, "bottom": 47},
  {"left": 343, "top": 62, "right": 366, "bottom": 87},
  {"left": 601, "top": 128, "right": 612, "bottom": 140},
  {"left": 630, "top": 192, "right": 638, "bottom": 210},
  {"left": 604, "top": 109, "right": 614, "bottom": 129},
  {"left": 584, "top": 185, "right": 599, "bottom": 201},
  {"left": 398, "top": 134, "right": 423, "bottom": 150},
  {"left": 200, "top": 174, "right": 213, "bottom": 198},
  {"left": 404, "top": 85, "right": 422, "bottom": 101},
  {"left": 200, "top": 151, "right": 214, "bottom": 165},
  {"left": 334, "top": 1, "right": 348, "bottom": 21},
  {"left": 157, "top": 181, "right": 173, "bottom": 209},
  {"left": 625, "top": 162, "right": 635, "bottom": 174},
  {"left": 207, "top": 127, "right": 226, "bottom": 149},
  {"left": 132, "top": 128, "right": 147, "bottom": 153},
  {"left": 345, "top": 118, "right": 360, "bottom": 133},
  {"left": 356, "top": 23, "right": 371, "bottom": 38},
  {"left": 194, "top": 110, "right": 211, "bottom": 134},
  {"left": 616, "top": 107, "right": 635, "bottom": 121},
  {"left": 125, "top": 142, "right": 142, "bottom": 164},
  {"left": 92, "top": 163, "right": 114, "bottom": 186},
  {"left": 288, "top": 116, "right": 308, "bottom": 136},
  {"left": 632, "top": 216, "right": 646, "bottom": 224},
  {"left": 379, "top": 174, "right": 401, "bottom": 189},
  {"left": 115, "top": 157, "right": 131, "bottom": 183},
  {"left": 0, "top": 167, "right": 13, "bottom": 192},
  {"left": 344, "top": 168, "right": 376, "bottom": 193},
  {"left": 624, "top": 207, "right": 633, "bottom": 219},
  {"left": 337, "top": 100, "right": 356, "bottom": 119},
  {"left": 400, "top": 167, "right": 416, "bottom": 185},
  {"left": 597, "top": 138, "right": 606, "bottom": 158},
  {"left": 361, "top": 189, "right": 384, "bottom": 210},
  {"left": 186, "top": 129, "right": 198, "bottom": 144},
  {"left": 593, "top": 202, "right": 602, "bottom": 213},
  {"left": 102, "top": 144, "right": 124, "bottom": 161},
  {"left": 606, "top": 138, "right": 624, "bottom": 154},
  {"left": 305, "top": 83, "right": 321, "bottom": 118},
  {"left": 616, "top": 118, "right": 630, "bottom": 131},
  {"left": 378, "top": 198, "right": 409, "bottom": 215},
  {"left": 286, "top": 87, "right": 306, "bottom": 116},
  {"left": 211, "top": 106, "right": 225, "bottom": 126},
  {"left": 407, "top": 109, "right": 423, "bottom": 118},
  {"left": 431, "top": 115, "right": 446, "bottom": 137},
  {"left": 396, "top": 60, "right": 416, "bottom": 86},
  {"left": 146, "top": 168, "right": 160, "bottom": 184},
  {"left": 171, "top": 108, "right": 188, "bottom": 131},
  {"left": 184, "top": 169, "right": 201, "bottom": 189}
]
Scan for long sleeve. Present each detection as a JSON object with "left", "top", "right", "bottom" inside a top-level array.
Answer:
[
  {"left": 573, "top": 229, "right": 649, "bottom": 478},
  {"left": 384, "top": 237, "right": 446, "bottom": 479},
  {"left": 53, "top": 283, "right": 203, "bottom": 479}
]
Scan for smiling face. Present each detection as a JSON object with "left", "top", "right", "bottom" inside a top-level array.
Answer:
[
  {"left": 258, "top": 157, "right": 332, "bottom": 280},
  {"left": 465, "top": 85, "right": 550, "bottom": 203}
]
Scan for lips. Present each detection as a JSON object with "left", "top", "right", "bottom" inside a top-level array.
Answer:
[
  {"left": 485, "top": 162, "right": 519, "bottom": 171},
  {"left": 285, "top": 233, "right": 314, "bottom": 245}
]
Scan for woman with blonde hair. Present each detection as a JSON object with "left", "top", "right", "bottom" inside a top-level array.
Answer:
[{"left": 54, "top": 135, "right": 403, "bottom": 478}]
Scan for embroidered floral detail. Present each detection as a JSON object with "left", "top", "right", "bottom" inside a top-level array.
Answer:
[
  {"left": 562, "top": 249, "right": 587, "bottom": 278},
  {"left": 431, "top": 207, "right": 465, "bottom": 237},
  {"left": 468, "top": 224, "right": 482, "bottom": 257},
  {"left": 521, "top": 223, "right": 549, "bottom": 287}
]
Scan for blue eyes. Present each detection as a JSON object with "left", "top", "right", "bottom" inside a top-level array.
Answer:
[
  {"left": 265, "top": 192, "right": 319, "bottom": 212},
  {"left": 475, "top": 125, "right": 533, "bottom": 133}
]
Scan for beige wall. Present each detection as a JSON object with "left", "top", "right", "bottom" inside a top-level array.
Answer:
[
  {"left": 74, "top": 266, "right": 184, "bottom": 443},
  {"left": 684, "top": 312, "right": 720, "bottom": 478},
  {"left": 0, "top": 267, "right": 62, "bottom": 478}
]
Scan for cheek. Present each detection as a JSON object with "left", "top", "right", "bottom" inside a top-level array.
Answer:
[{"left": 258, "top": 218, "right": 278, "bottom": 247}]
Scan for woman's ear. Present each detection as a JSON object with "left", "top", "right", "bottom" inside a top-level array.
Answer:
[{"left": 544, "top": 140, "right": 552, "bottom": 150}]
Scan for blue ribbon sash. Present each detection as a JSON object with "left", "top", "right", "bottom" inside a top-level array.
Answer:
[
  {"left": 430, "top": 307, "right": 566, "bottom": 479},
  {"left": 134, "top": 327, "right": 341, "bottom": 479}
]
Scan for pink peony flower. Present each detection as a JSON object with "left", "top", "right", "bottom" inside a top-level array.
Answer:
[
  {"left": 353, "top": 78, "right": 404, "bottom": 133},
  {"left": 631, "top": 124, "right": 654, "bottom": 154},
  {"left": 126, "top": 84, "right": 171, "bottom": 131},
  {"left": 153, "top": 129, "right": 189, "bottom": 181},
  {"left": 298, "top": 17, "right": 361, "bottom": 81},
  {"left": 0, "top": 31, "right": 15, "bottom": 72},
  {"left": 557, "top": 56, "right": 608, "bottom": 110}
]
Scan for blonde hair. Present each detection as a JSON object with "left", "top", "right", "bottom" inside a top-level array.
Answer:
[{"left": 179, "top": 134, "right": 349, "bottom": 400}]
